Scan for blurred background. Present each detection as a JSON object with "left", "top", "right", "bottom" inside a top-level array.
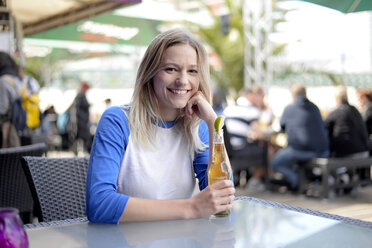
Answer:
[
  {"left": 1, "top": 0, "right": 372, "bottom": 147},
  {"left": 2, "top": 0, "right": 372, "bottom": 222}
]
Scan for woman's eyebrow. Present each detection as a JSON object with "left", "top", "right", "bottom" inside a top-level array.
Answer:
[{"left": 161, "top": 62, "right": 198, "bottom": 68}]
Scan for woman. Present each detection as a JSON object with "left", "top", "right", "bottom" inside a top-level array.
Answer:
[{"left": 86, "top": 28, "right": 235, "bottom": 223}]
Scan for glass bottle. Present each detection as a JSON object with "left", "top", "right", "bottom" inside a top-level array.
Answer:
[
  {"left": 207, "top": 129, "right": 232, "bottom": 217},
  {"left": 0, "top": 208, "right": 29, "bottom": 248}
]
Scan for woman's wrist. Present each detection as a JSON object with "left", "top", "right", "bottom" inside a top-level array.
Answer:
[
  {"left": 183, "top": 198, "right": 195, "bottom": 219},
  {"left": 206, "top": 114, "right": 217, "bottom": 130}
]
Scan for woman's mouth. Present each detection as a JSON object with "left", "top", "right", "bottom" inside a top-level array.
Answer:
[{"left": 169, "top": 89, "right": 189, "bottom": 95}]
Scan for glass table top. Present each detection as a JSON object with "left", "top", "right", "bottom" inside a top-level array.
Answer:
[{"left": 26, "top": 199, "right": 372, "bottom": 248}]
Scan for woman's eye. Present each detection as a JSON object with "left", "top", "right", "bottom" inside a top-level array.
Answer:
[
  {"left": 165, "top": 67, "right": 176, "bottom": 72},
  {"left": 189, "top": 69, "right": 198, "bottom": 74}
]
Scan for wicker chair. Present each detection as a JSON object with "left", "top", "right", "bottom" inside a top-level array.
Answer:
[
  {"left": 0, "top": 143, "right": 48, "bottom": 224},
  {"left": 21, "top": 156, "right": 89, "bottom": 222}
]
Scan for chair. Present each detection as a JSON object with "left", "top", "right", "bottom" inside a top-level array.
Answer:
[
  {"left": 21, "top": 156, "right": 89, "bottom": 222},
  {"left": 0, "top": 143, "right": 48, "bottom": 224}
]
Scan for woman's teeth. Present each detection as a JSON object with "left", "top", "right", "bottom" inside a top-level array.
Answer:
[{"left": 171, "top": 89, "right": 187, "bottom": 94}]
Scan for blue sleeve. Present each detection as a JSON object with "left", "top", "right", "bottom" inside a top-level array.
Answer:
[
  {"left": 193, "top": 121, "right": 209, "bottom": 190},
  {"left": 86, "top": 106, "right": 130, "bottom": 224}
]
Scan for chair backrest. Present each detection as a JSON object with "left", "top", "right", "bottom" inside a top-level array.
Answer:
[
  {"left": 0, "top": 143, "right": 48, "bottom": 223},
  {"left": 21, "top": 156, "right": 89, "bottom": 222}
]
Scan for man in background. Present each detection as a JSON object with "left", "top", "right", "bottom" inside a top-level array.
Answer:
[{"left": 271, "top": 83, "right": 329, "bottom": 190}]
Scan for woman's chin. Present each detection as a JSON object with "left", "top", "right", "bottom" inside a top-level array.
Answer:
[{"left": 173, "top": 102, "right": 188, "bottom": 109}]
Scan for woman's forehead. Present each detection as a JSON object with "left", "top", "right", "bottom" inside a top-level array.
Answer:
[{"left": 162, "top": 44, "right": 198, "bottom": 65}]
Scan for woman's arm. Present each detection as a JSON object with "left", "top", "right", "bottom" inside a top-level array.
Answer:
[
  {"left": 120, "top": 180, "right": 234, "bottom": 222},
  {"left": 86, "top": 107, "right": 129, "bottom": 223}
]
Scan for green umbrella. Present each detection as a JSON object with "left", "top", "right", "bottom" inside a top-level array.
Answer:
[{"left": 301, "top": 0, "right": 372, "bottom": 13}]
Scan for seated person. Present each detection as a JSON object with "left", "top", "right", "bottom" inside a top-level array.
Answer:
[
  {"left": 271, "top": 83, "right": 329, "bottom": 190},
  {"left": 325, "top": 87, "right": 370, "bottom": 188},
  {"left": 223, "top": 88, "right": 266, "bottom": 186},
  {"left": 325, "top": 86, "right": 369, "bottom": 158},
  {"left": 356, "top": 88, "right": 372, "bottom": 153},
  {"left": 86, "top": 28, "right": 235, "bottom": 224}
]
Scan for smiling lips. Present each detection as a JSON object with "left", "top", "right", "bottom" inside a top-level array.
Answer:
[{"left": 169, "top": 89, "right": 190, "bottom": 95}]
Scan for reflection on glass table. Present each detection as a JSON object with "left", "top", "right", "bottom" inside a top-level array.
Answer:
[{"left": 26, "top": 197, "right": 372, "bottom": 248}]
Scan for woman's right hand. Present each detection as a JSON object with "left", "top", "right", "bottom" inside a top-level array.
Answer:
[{"left": 189, "top": 180, "right": 235, "bottom": 218}]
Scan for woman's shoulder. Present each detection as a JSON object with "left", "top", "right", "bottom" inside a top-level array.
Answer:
[
  {"left": 103, "top": 106, "right": 128, "bottom": 118},
  {"left": 96, "top": 106, "right": 131, "bottom": 140},
  {"left": 100, "top": 106, "right": 130, "bottom": 128}
]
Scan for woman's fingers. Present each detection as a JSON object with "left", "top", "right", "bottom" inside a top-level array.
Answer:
[
  {"left": 184, "top": 92, "right": 202, "bottom": 120},
  {"left": 183, "top": 91, "right": 216, "bottom": 123},
  {"left": 215, "top": 192, "right": 235, "bottom": 206},
  {"left": 192, "top": 180, "right": 235, "bottom": 215},
  {"left": 210, "top": 180, "right": 234, "bottom": 189},
  {"left": 206, "top": 180, "right": 235, "bottom": 207}
]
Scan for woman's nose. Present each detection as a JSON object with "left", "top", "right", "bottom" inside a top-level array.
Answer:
[{"left": 176, "top": 72, "right": 188, "bottom": 85}]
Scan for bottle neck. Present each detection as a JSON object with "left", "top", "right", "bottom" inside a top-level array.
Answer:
[{"left": 213, "top": 130, "right": 224, "bottom": 144}]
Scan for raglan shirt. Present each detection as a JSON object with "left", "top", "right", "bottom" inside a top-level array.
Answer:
[{"left": 86, "top": 106, "right": 210, "bottom": 224}]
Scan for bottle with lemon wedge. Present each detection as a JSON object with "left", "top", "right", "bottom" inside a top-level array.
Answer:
[{"left": 207, "top": 115, "right": 232, "bottom": 217}]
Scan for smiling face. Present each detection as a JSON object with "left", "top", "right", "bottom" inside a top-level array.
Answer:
[{"left": 153, "top": 44, "right": 199, "bottom": 121}]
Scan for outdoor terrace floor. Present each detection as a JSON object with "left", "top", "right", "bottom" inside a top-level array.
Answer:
[{"left": 236, "top": 185, "right": 372, "bottom": 222}]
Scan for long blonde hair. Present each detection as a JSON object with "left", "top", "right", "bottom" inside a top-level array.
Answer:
[{"left": 127, "top": 28, "right": 211, "bottom": 159}]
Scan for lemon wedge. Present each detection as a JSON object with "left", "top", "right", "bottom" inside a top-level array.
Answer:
[{"left": 214, "top": 115, "right": 226, "bottom": 135}]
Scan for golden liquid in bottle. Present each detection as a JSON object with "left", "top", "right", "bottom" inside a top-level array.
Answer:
[{"left": 208, "top": 142, "right": 231, "bottom": 217}]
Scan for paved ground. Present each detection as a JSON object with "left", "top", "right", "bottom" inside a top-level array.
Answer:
[{"left": 236, "top": 185, "right": 372, "bottom": 222}]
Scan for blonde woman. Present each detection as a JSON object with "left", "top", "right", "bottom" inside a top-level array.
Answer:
[{"left": 86, "top": 28, "right": 235, "bottom": 223}]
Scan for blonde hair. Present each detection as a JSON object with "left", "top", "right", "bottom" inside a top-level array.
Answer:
[{"left": 127, "top": 28, "right": 211, "bottom": 159}]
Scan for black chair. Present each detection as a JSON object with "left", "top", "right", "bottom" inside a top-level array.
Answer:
[
  {"left": 21, "top": 156, "right": 89, "bottom": 222},
  {"left": 0, "top": 143, "right": 48, "bottom": 224}
]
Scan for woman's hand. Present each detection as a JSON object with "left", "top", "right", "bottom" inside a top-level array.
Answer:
[
  {"left": 189, "top": 180, "right": 235, "bottom": 218},
  {"left": 182, "top": 91, "right": 217, "bottom": 126}
]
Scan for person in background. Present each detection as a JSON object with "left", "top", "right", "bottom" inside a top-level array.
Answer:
[
  {"left": 71, "top": 81, "right": 91, "bottom": 154},
  {"left": 271, "top": 83, "right": 329, "bottom": 191},
  {"left": 104, "top": 98, "right": 112, "bottom": 109},
  {"left": 245, "top": 85, "right": 275, "bottom": 191},
  {"left": 223, "top": 88, "right": 265, "bottom": 187},
  {"left": 18, "top": 67, "right": 40, "bottom": 96},
  {"left": 18, "top": 67, "right": 41, "bottom": 129},
  {"left": 252, "top": 85, "right": 274, "bottom": 129},
  {"left": 223, "top": 88, "right": 261, "bottom": 150},
  {"left": 325, "top": 86, "right": 369, "bottom": 158},
  {"left": 0, "top": 51, "right": 22, "bottom": 148},
  {"left": 86, "top": 28, "right": 235, "bottom": 224},
  {"left": 43, "top": 105, "right": 62, "bottom": 150},
  {"left": 356, "top": 88, "right": 372, "bottom": 153},
  {"left": 212, "top": 86, "right": 227, "bottom": 116}
]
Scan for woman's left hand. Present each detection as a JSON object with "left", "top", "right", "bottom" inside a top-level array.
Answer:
[{"left": 182, "top": 91, "right": 217, "bottom": 125}]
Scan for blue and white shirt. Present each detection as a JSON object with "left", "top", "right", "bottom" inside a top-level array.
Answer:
[{"left": 86, "top": 106, "right": 209, "bottom": 224}]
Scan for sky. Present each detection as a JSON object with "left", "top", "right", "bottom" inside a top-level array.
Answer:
[
  {"left": 115, "top": 0, "right": 372, "bottom": 74},
  {"left": 274, "top": 1, "right": 372, "bottom": 73}
]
